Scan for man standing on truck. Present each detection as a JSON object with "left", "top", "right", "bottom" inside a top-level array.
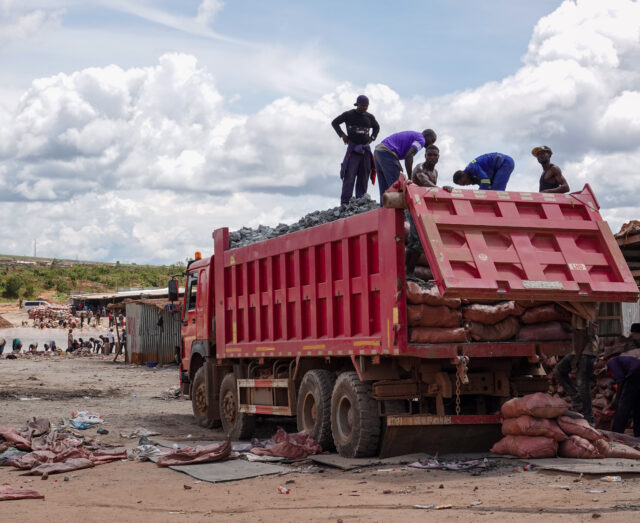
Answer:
[
  {"left": 554, "top": 304, "right": 599, "bottom": 425},
  {"left": 532, "top": 145, "right": 570, "bottom": 193},
  {"left": 332, "top": 95, "right": 380, "bottom": 206},
  {"left": 405, "top": 145, "right": 441, "bottom": 276},
  {"left": 374, "top": 129, "right": 437, "bottom": 204},
  {"left": 453, "top": 152, "right": 514, "bottom": 190}
]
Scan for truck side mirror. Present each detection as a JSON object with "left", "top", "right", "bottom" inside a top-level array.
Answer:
[{"left": 168, "top": 279, "right": 179, "bottom": 302}]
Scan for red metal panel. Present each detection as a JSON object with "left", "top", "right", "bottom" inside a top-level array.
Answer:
[
  {"left": 406, "top": 183, "right": 639, "bottom": 302},
  {"left": 214, "top": 209, "right": 402, "bottom": 358}
]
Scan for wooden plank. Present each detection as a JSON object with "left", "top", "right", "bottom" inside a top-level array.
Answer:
[{"left": 616, "top": 233, "right": 640, "bottom": 247}]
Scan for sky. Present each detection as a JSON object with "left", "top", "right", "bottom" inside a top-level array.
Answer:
[{"left": 1, "top": 0, "right": 639, "bottom": 264}]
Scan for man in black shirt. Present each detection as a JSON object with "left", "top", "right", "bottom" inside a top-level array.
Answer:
[
  {"left": 532, "top": 145, "right": 570, "bottom": 193},
  {"left": 332, "top": 95, "right": 380, "bottom": 205}
]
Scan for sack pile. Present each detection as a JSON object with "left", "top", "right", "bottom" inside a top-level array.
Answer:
[
  {"left": 490, "top": 393, "right": 640, "bottom": 459},
  {"left": 406, "top": 280, "right": 572, "bottom": 344}
]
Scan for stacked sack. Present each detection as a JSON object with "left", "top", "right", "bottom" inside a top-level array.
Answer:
[
  {"left": 490, "top": 393, "right": 640, "bottom": 459},
  {"left": 406, "top": 280, "right": 573, "bottom": 344}
]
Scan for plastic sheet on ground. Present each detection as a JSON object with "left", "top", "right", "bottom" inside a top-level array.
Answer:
[
  {"left": 0, "top": 448, "right": 27, "bottom": 466},
  {"left": 408, "top": 458, "right": 488, "bottom": 471},
  {"left": 0, "top": 484, "right": 44, "bottom": 501},
  {"left": 249, "top": 429, "right": 322, "bottom": 460},
  {"left": 70, "top": 411, "right": 103, "bottom": 425},
  {"left": 156, "top": 439, "right": 232, "bottom": 467},
  {"left": 24, "top": 457, "right": 95, "bottom": 476},
  {"left": 127, "top": 445, "right": 167, "bottom": 462}
]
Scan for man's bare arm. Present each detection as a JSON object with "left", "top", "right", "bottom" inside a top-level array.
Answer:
[
  {"left": 412, "top": 166, "right": 437, "bottom": 187},
  {"left": 404, "top": 147, "right": 417, "bottom": 179},
  {"left": 542, "top": 166, "right": 570, "bottom": 193}
]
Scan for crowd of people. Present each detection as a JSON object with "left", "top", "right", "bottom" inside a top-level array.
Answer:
[
  {"left": 332, "top": 95, "right": 570, "bottom": 206},
  {"left": 0, "top": 306, "right": 127, "bottom": 359}
]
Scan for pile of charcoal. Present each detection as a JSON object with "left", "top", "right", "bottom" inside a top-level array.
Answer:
[{"left": 229, "top": 195, "right": 379, "bottom": 248}]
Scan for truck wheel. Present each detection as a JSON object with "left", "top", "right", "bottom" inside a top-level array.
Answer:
[
  {"left": 297, "top": 369, "right": 336, "bottom": 450},
  {"left": 219, "top": 373, "right": 255, "bottom": 439},
  {"left": 331, "top": 371, "right": 381, "bottom": 458},
  {"left": 191, "top": 367, "right": 221, "bottom": 428}
]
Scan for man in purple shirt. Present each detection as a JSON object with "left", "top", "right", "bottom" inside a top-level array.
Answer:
[{"left": 374, "top": 129, "right": 437, "bottom": 204}]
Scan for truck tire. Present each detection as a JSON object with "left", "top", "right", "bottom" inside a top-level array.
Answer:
[
  {"left": 330, "top": 371, "right": 381, "bottom": 458},
  {"left": 191, "top": 367, "right": 221, "bottom": 428},
  {"left": 219, "top": 373, "right": 255, "bottom": 439},
  {"left": 297, "top": 369, "right": 336, "bottom": 450}
]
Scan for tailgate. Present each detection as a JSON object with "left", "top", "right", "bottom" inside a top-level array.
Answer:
[{"left": 405, "top": 183, "right": 638, "bottom": 302}]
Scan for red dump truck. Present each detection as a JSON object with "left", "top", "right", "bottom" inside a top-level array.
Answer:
[{"left": 171, "top": 183, "right": 638, "bottom": 457}]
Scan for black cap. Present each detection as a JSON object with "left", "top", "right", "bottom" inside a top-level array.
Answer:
[
  {"left": 354, "top": 95, "right": 369, "bottom": 106},
  {"left": 630, "top": 323, "right": 640, "bottom": 333}
]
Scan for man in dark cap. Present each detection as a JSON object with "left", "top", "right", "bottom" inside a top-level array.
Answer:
[
  {"left": 374, "top": 129, "right": 437, "bottom": 204},
  {"left": 453, "top": 152, "right": 514, "bottom": 191},
  {"left": 332, "top": 95, "right": 380, "bottom": 206},
  {"left": 532, "top": 145, "right": 569, "bottom": 193}
]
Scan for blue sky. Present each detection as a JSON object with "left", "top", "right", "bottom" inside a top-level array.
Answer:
[
  {"left": 1, "top": 0, "right": 639, "bottom": 263},
  {"left": 1, "top": 1, "right": 563, "bottom": 111}
]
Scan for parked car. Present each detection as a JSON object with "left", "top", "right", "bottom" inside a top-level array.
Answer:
[{"left": 23, "top": 300, "right": 51, "bottom": 312}]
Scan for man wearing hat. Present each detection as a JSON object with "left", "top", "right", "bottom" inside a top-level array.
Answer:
[
  {"left": 331, "top": 95, "right": 380, "bottom": 206},
  {"left": 453, "top": 152, "right": 514, "bottom": 191},
  {"left": 532, "top": 145, "right": 569, "bottom": 193}
]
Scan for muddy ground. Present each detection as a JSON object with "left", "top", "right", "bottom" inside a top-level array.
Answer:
[{"left": 2, "top": 323, "right": 640, "bottom": 521}]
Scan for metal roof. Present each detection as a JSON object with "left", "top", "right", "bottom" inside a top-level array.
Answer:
[{"left": 70, "top": 287, "right": 184, "bottom": 301}]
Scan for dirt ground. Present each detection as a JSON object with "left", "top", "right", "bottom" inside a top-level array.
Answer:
[{"left": 2, "top": 322, "right": 640, "bottom": 521}]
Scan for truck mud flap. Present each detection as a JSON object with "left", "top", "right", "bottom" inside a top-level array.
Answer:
[{"left": 379, "top": 414, "right": 502, "bottom": 458}]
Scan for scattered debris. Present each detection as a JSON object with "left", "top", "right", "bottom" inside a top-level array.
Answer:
[
  {"left": 601, "top": 476, "right": 622, "bottom": 482},
  {"left": 119, "top": 428, "right": 160, "bottom": 439},
  {"left": 0, "top": 484, "right": 44, "bottom": 501},
  {"left": 156, "top": 439, "right": 232, "bottom": 467},
  {"left": 277, "top": 485, "right": 291, "bottom": 494},
  {"left": 408, "top": 458, "right": 488, "bottom": 471},
  {"left": 249, "top": 429, "right": 322, "bottom": 460}
]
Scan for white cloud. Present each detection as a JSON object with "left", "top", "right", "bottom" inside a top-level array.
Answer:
[
  {"left": 2, "top": 0, "right": 640, "bottom": 263},
  {"left": 196, "top": 0, "right": 224, "bottom": 26},
  {"left": 0, "top": 8, "right": 62, "bottom": 45}
]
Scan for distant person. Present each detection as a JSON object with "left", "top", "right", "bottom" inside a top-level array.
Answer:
[
  {"left": 67, "top": 329, "right": 74, "bottom": 351},
  {"left": 555, "top": 304, "right": 599, "bottom": 426},
  {"left": 374, "top": 129, "right": 437, "bottom": 204},
  {"left": 607, "top": 338, "right": 640, "bottom": 437},
  {"left": 453, "top": 152, "right": 514, "bottom": 191},
  {"left": 405, "top": 145, "right": 441, "bottom": 276},
  {"left": 0, "top": 337, "right": 5, "bottom": 355},
  {"left": 12, "top": 338, "right": 22, "bottom": 353},
  {"left": 107, "top": 329, "right": 115, "bottom": 354},
  {"left": 332, "top": 95, "right": 380, "bottom": 206},
  {"left": 532, "top": 145, "right": 569, "bottom": 193}
]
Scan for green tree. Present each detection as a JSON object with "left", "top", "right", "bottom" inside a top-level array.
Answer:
[{"left": 3, "top": 274, "right": 24, "bottom": 298}]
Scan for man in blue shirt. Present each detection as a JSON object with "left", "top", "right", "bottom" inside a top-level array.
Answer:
[
  {"left": 374, "top": 129, "right": 437, "bottom": 204},
  {"left": 453, "top": 152, "right": 515, "bottom": 191}
]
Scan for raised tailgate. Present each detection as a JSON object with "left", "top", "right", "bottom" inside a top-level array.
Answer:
[{"left": 406, "top": 184, "right": 638, "bottom": 302}]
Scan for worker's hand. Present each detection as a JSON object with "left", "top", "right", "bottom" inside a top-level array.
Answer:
[
  {"left": 341, "top": 135, "right": 348, "bottom": 144},
  {"left": 443, "top": 185, "right": 454, "bottom": 193}
]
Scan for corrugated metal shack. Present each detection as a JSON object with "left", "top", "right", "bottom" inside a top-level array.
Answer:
[{"left": 125, "top": 300, "right": 181, "bottom": 364}]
